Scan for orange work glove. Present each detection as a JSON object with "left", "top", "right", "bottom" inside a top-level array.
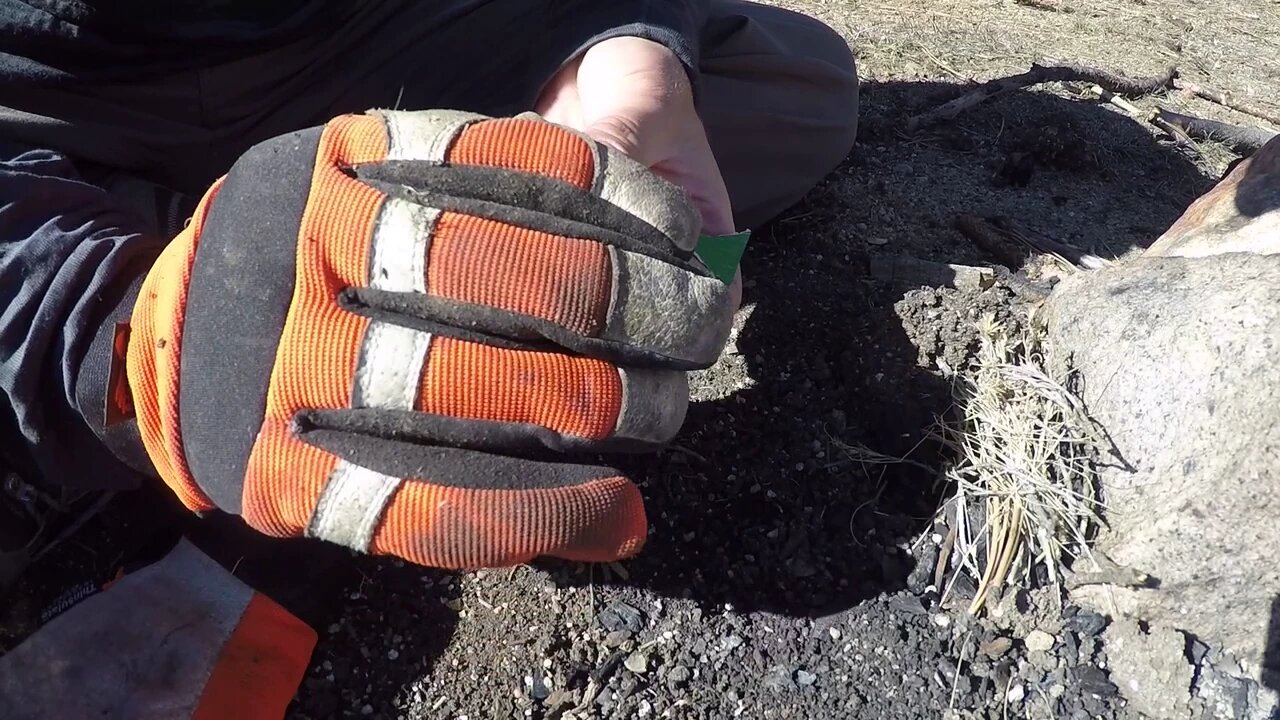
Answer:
[{"left": 122, "top": 110, "right": 735, "bottom": 569}]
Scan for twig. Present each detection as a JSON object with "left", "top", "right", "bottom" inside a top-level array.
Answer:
[
  {"left": 987, "top": 217, "right": 1111, "bottom": 270},
  {"left": 1014, "top": 0, "right": 1075, "bottom": 12},
  {"left": 934, "top": 524, "right": 957, "bottom": 592},
  {"left": 1174, "top": 79, "right": 1280, "bottom": 126},
  {"left": 1155, "top": 107, "right": 1277, "bottom": 155},
  {"left": 1083, "top": 84, "right": 1199, "bottom": 152},
  {"left": 869, "top": 254, "right": 996, "bottom": 291},
  {"left": 954, "top": 213, "right": 1025, "bottom": 268},
  {"left": 907, "top": 61, "right": 1176, "bottom": 131},
  {"left": 948, "top": 631, "right": 972, "bottom": 712}
]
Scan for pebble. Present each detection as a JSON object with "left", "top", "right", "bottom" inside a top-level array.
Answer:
[
  {"left": 932, "top": 614, "right": 951, "bottom": 628},
  {"left": 387, "top": 649, "right": 399, "bottom": 661},
  {"left": 1025, "top": 630, "right": 1056, "bottom": 653},
  {"left": 667, "top": 665, "right": 692, "bottom": 686},
  {"left": 360, "top": 704, "right": 374, "bottom": 716},
  {"left": 762, "top": 665, "right": 795, "bottom": 691},
  {"left": 596, "top": 601, "right": 645, "bottom": 633},
  {"left": 1063, "top": 609, "right": 1107, "bottom": 637},
  {"left": 977, "top": 635, "right": 1008, "bottom": 661},
  {"left": 1049, "top": 683, "right": 1066, "bottom": 699},
  {"left": 867, "top": 237, "right": 890, "bottom": 246},
  {"left": 796, "top": 670, "right": 818, "bottom": 686},
  {"left": 721, "top": 634, "right": 744, "bottom": 651},
  {"left": 1006, "top": 683, "right": 1025, "bottom": 704},
  {"left": 624, "top": 651, "right": 649, "bottom": 674},
  {"left": 828, "top": 627, "right": 841, "bottom": 641},
  {"left": 604, "top": 630, "right": 632, "bottom": 647},
  {"left": 1072, "top": 666, "right": 1119, "bottom": 696}
]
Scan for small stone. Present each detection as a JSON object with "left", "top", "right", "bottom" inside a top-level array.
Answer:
[
  {"left": 1006, "top": 683, "right": 1025, "bottom": 704},
  {"left": 604, "top": 630, "right": 632, "bottom": 648},
  {"left": 796, "top": 670, "right": 818, "bottom": 686},
  {"left": 596, "top": 601, "right": 645, "bottom": 633},
  {"left": 762, "top": 665, "right": 795, "bottom": 692},
  {"left": 1049, "top": 683, "right": 1066, "bottom": 699},
  {"left": 360, "top": 704, "right": 374, "bottom": 716},
  {"left": 721, "top": 634, "right": 744, "bottom": 651},
  {"left": 530, "top": 673, "right": 550, "bottom": 701},
  {"left": 867, "top": 237, "right": 889, "bottom": 246},
  {"left": 1072, "top": 666, "right": 1119, "bottom": 697},
  {"left": 981, "top": 636, "right": 1013, "bottom": 659},
  {"left": 637, "top": 699, "right": 653, "bottom": 717},
  {"left": 1063, "top": 609, "right": 1107, "bottom": 637},
  {"left": 624, "top": 651, "right": 649, "bottom": 674},
  {"left": 387, "top": 649, "right": 399, "bottom": 661},
  {"left": 932, "top": 614, "right": 951, "bottom": 628},
  {"left": 327, "top": 623, "right": 341, "bottom": 634},
  {"left": 1024, "top": 630, "right": 1055, "bottom": 653},
  {"left": 667, "top": 664, "right": 692, "bottom": 686},
  {"left": 828, "top": 627, "right": 841, "bottom": 641}
]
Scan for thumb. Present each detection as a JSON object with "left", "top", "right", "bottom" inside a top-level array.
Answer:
[{"left": 582, "top": 113, "right": 662, "bottom": 167}]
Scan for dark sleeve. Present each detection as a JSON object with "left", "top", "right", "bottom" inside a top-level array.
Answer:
[
  {"left": 552, "top": 0, "right": 711, "bottom": 87},
  {"left": 0, "top": 141, "right": 161, "bottom": 491}
]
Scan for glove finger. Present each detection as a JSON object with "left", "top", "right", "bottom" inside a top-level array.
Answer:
[
  {"left": 336, "top": 325, "right": 687, "bottom": 450},
  {"left": 379, "top": 111, "right": 701, "bottom": 254},
  {"left": 247, "top": 427, "right": 646, "bottom": 568},
  {"left": 345, "top": 195, "right": 733, "bottom": 368}
]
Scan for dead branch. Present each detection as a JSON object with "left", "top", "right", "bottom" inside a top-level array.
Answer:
[
  {"left": 907, "top": 62, "right": 1176, "bottom": 131},
  {"left": 954, "top": 213, "right": 1025, "bottom": 268},
  {"left": 869, "top": 254, "right": 996, "bottom": 291},
  {"left": 987, "top": 217, "right": 1111, "bottom": 270},
  {"left": 1174, "top": 79, "right": 1280, "bottom": 127},
  {"left": 1155, "top": 107, "right": 1278, "bottom": 155}
]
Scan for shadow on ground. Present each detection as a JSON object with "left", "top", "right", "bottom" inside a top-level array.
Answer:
[{"left": 546, "top": 79, "right": 1215, "bottom": 618}]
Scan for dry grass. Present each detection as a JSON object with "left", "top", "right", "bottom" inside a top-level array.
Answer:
[
  {"left": 936, "top": 310, "right": 1106, "bottom": 613},
  {"left": 781, "top": 0, "right": 1280, "bottom": 147}
]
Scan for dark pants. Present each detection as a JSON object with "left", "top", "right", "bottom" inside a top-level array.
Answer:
[{"left": 0, "top": 1, "right": 858, "bottom": 230}]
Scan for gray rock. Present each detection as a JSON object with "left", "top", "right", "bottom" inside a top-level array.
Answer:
[
  {"left": 596, "top": 601, "right": 645, "bottom": 634},
  {"left": 1103, "top": 619, "right": 1192, "bottom": 718},
  {"left": 624, "top": 651, "right": 649, "bottom": 675},
  {"left": 603, "top": 630, "right": 632, "bottom": 648},
  {"left": 1045, "top": 249, "right": 1280, "bottom": 681},
  {"left": 762, "top": 665, "right": 795, "bottom": 692},
  {"left": 1194, "top": 650, "right": 1279, "bottom": 720},
  {"left": 1024, "top": 630, "right": 1055, "bottom": 653},
  {"left": 796, "top": 670, "right": 818, "bottom": 686},
  {"left": 1145, "top": 136, "right": 1280, "bottom": 259},
  {"left": 1071, "top": 666, "right": 1118, "bottom": 697},
  {"left": 666, "top": 664, "right": 691, "bottom": 687},
  {"left": 1063, "top": 609, "right": 1106, "bottom": 637}
]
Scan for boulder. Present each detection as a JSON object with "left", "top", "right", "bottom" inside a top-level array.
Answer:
[{"left": 1041, "top": 136, "right": 1280, "bottom": 704}]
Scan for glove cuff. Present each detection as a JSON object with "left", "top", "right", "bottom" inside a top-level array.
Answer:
[{"left": 125, "top": 181, "right": 225, "bottom": 513}]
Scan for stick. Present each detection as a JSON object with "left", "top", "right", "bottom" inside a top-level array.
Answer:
[
  {"left": 869, "top": 254, "right": 996, "bottom": 291},
  {"left": 907, "top": 62, "right": 1176, "bottom": 131},
  {"left": 1083, "top": 84, "right": 1198, "bottom": 152},
  {"left": 1155, "top": 107, "right": 1277, "bottom": 155},
  {"left": 987, "top": 217, "right": 1111, "bottom": 270},
  {"left": 1174, "top": 79, "right": 1280, "bottom": 126},
  {"left": 1014, "top": 0, "right": 1074, "bottom": 12},
  {"left": 954, "top": 213, "right": 1025, "bottom": 268}
]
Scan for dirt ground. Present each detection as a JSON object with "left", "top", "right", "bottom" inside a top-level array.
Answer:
[
  {"left": 4, "top": 0, "right": 1277, "bottom": 718},
  {"left": 291, "top": 1, "right": 1280, "bottom": 718}
]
